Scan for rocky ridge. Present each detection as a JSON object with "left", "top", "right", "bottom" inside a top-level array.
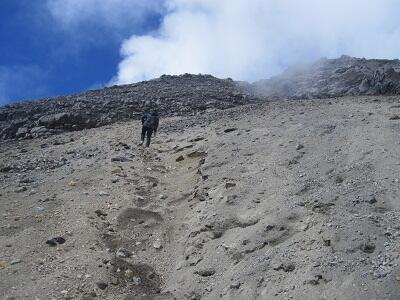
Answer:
[
  {"left": 252, "top": 55, "right": 400, "bottom": 99},
  {"left": 0, "top": 74, "right": 257, "bottom": 141}
]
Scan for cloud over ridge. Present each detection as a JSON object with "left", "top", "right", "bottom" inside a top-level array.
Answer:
[{"left": 113, "top": 0, "right": 400, "bottom": 84}]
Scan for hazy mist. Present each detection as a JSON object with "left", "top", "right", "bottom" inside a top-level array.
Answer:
[{"left": 112, "top": 0, "right": 400, "bottom": 84}]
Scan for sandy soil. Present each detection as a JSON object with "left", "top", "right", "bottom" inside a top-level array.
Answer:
[{"left": 1, "top": 95, "right": 400, "bottom": 299}]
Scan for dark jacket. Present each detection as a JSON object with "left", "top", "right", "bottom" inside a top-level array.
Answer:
[{"left": 142, "top": 112, "right": 159, "bottom": 132}]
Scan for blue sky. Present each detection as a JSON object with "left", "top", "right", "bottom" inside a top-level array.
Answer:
[
  {"left": 2, "top": 0, "right": 400, "bottom": 106},
  {"left": 0, "top": 0, "right": 163, "bottom": 105}
]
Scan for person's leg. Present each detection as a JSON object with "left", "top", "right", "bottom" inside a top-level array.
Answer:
[
  {"left": 140, "top": 127, "right": 146, "bottom": 145},
  {"left": 145, "top": 128, "right": 153, "bottom": 147}
]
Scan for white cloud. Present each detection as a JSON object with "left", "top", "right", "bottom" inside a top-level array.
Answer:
[
  {"left": 113, "top": 0, "right": 400, "bottom": 84},
  {"left": 46, "top": 0, "right": 164, "bottom": 30}
]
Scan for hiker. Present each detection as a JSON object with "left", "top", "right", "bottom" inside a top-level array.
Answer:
[{"left": 139, "top": 109, "right": 159, "bottom": 147}]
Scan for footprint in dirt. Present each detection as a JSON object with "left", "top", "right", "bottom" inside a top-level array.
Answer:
[
  {"left": 112, "top": 258, "right": 165, "bottom": 296},
  {"left": 117, "top": 208, "right": 163, "bottom": 230},
  {"left": 144, "top": 176, "right": 159, "bottom": 188}
]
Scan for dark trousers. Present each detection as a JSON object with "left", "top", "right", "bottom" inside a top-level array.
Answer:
[{"left": 141, "top": 126, "right": 153, "bottom": 147}]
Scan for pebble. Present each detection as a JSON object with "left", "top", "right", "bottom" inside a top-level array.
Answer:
[
  {"left": 360, "top": 243, "right": 376, "bottom": 254},
  {"left": 116, "top": 247, "right": 131, "bottom": 258},
  {"left": 94, "top": 209, "right": 108, "bottom": 217},
  {"left": 224, "top": 128, "right": 237, "bottom": 133},
  {"left": 46, "top": 236, "right": 66, "bottom": 246},
  {"left": 96, "top": 281, "right": 108, "bottom": 290},
  {"left": 230, "top": 282, "right": 241, "bottom": 289},
  {"left": 125, "top": 269, "right": 134, "bottom": 279},
  {"left": 225, "top": 182, "right": 236, "bottom": 188},
  {"left": 131, "top": 276, "right": 141, "bottom": 285},
  {"left": 111, "top": 156, "right": 131, "bottom": 162},
  {"left": 153, "top": 239, "right": 163, "bottom": 249},
  {"left": 195, "top": 269, "right": 216, "bottom": 277},
  {"left": 14, "top": 186, "right": 27, "bottom": 193},
  {"left": 0, "top": 260, "right": 7, "bottom": 269},
  {"left": 10, "top": 259, "right": 22, "bottom": 265},
  {"left": 225, "top": 195, "right": 238, "bottom": 205},
  {"left": 176, "top": 155, "right": 185, "bottom": 162}
]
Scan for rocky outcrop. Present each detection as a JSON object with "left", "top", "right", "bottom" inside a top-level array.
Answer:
[
  {"left": 252, "top": 55, "right": 400, "bottom": 99},
  {"left": 0, "top": 74, "right": 257, "bottom": 140}
]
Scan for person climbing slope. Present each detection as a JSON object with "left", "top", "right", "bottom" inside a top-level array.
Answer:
[{"left": 139, "top": 109, "right": 159, "bottom": 147}]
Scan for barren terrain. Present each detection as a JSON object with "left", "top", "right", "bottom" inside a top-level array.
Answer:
[{"left": 1, "top": 95, "right": 400, "bottom": 299}]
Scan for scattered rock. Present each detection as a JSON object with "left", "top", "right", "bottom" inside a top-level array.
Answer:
[
  {"left": 153, "top": 239, "right": 163, "bottom": 249},
  {"left": 96, "top": 281, "right": 108, "bottom": 290},
  {"left": 195, "top": 269, "right": 216, "bottom": 277},
  {"left": 322, "top": 238, "right": 331, "bottom": 247},
  {"left": 46, "top": 236, "right": 66, "bottom": 246},
  {"left": 135, "top": 195, "right": 145, "bottom": 201},
  {"left": 15, "top": 127, "right": 28, "bottom": 138},
  {"left": 10, "top": 259, "right": 22, "bottom": 265},
  {"left": 225, "top": 182, "right": 236, "bottom": 188},
  {"left": 116, "top": 142, "right": 130, "bottom": 149},
  {"left": 116, "top": 248, "right": 131, "bottom": 258},
  {"left": 0, "top": 165, "right": 12, "bottom": 173},
  {"left": 14, "top": 186, "right": 27, "bottom": 193},
  {"left": 176, "top": 155, "right": 185, "bottom": 162},
  {"left": 295, "top": 144, "right": 304, "bottom": 150},
  {"left": 360, "top": 242, "right": 376, "bottom": 254},
  {"left": 131, "top": 276, "right": 141, "bottom": 285},
  {"left": 225, "top": 195, "right": 238, "bottom": 205},
  {"left": 111, "top": 156, "right": 131, "bottom": 162},
  {"left": 334, "top": 175, "right": 344, "bottom": 184},
  {"left": 187, "top": 151, "right": 206, "bottom": 158},
  {"left": 189, "top": 137, "right": 205, "bottom": 142},
  {"left": 230, "top": 282, "right": 241, "bottom": 289},
  {"left": 304, "top": 275, "right": 328, "bottom": 285},
  {"left": 0, "top": 260, "right": 7, "bottom": 269},
  {"left": 273, "top": 263, "right": 295, "bottom": 272},
  {"left": 94, "top": 209, "right": 108, "bottom": 217},
  {"left": 124, "top": 269, "right": 134, "bottom": 279},
  {"left": 174, "top": 142, "right": 194, "bottom": 153}
]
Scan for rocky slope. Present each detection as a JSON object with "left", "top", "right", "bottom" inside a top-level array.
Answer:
[
  {"left": 0, "top": 74, "right": 257, "bottom": 141},
  {"left": 3, "top": 56, "right": 400, "bottom": 142},
  {"left": 1, "top": 95, "right": 400, "bottom": 299},
  {"left": 252, "top": 55, "right": 400, "bottom": 99}
]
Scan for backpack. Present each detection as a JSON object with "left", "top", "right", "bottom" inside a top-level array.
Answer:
[{"left": 143, "top": 113, "right": 158, "bottom": 129}]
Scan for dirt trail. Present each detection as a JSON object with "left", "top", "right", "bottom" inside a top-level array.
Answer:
[{"left": 1, "top": 95, "right": 400, "bottom": 300}]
